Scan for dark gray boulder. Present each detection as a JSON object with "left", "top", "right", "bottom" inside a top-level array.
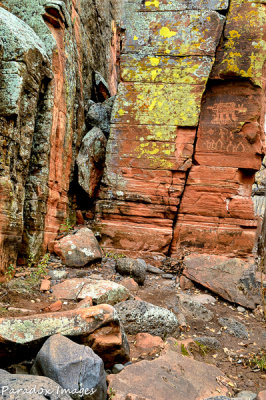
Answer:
[
  {"left": 115, "top": 258, "right": 147, "bottom": 285},
  {"left": 31, "top": 334, "right": 107, "bottom": 400}
]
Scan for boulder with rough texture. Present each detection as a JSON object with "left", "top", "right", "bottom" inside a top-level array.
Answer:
[
  {"left": 54, "top": 228, "right": 102, "bottom": 267},
  {"left": 77, "top": 127, "right": 107, "bottom": 198},
  {"left": 194, "top": 337, "right": 221, "bottom": 350},
  {"left": 115, "top": 258, "right": 147, "bottom": 285},
  {"left": 31, "top": 334, "right": 107, "bottom": 400},
  {"left": 0, "top": 369, "right": 72, "bottom": 399},
  {"left": 114, "top": 300, "right": 180, "bottom": 338},
  {"left": 107, "top": 341, "right": 229, "bottom": 399},
  {"left": 52, "top": 278, "right": 130, "bottom": 305},
  {"left": 0, "top": 304, "right": 130, "bottom": 368},
  {"left": 183, "top": 255, "right": 261, "bottom": 309},
  {"left": 177, "top": 293, "right": 214, "bottom": 322},
  {"left": 218, "top": 317, "right": 248, "bottom": 340}
]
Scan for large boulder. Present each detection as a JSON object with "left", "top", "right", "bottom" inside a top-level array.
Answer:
[
  {"left": 0, "top": 304, "right": 130, "bottom": 368},
  {"left": 107, "top": 341, "right": 229, "bottom": 400},
  {"left": 183, "top": 255, "right": 261, "bottom": 309},
  {"left": 115, "top": 258, "right": 147, "bottom": 285},
  {"left": 52, "top": 278, "right": 130, "bottom": 305},
  {"left": 114, "top": 300, "right": 180, "bottom": 338},
  {"left": 32, "top": 334, "right": 107, "bottom": 400},
  {"left": 0, "top": 369, "right": 72, "bottom": 399},
  {"left": 76, "top": 127, "right": 107, "bottom": 198},
  {"left": 54, "top": 228, "right": 102, "bottom": 267}
]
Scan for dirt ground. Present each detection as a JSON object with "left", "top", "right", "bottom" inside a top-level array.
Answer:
[{"left": 0, "top": 256, "right": 265, "bottom": 396}]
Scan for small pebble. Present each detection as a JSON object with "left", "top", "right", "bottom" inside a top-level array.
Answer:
[{"left": 237, "top": 306, "right": 246, "bottom": 313}]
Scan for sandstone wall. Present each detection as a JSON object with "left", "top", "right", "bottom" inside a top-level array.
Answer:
[
  {"left": 0, "top": 0, "right": 121, "bottom": 278},
  {"left": 94, "top": 0, "right": 266, "bottom": 263}
]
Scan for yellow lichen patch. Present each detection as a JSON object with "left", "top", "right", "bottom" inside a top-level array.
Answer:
[
  {"left": 159, "top": 27, "right": 177, "bottom": 38},
  {"left": 121, "top": 55, "right": 214, "bottom": 85},
  {"left": 118, "top": 109, "right": 126, "bottom": 116},
  {"left": 133, "top": 36, "right": 138, "bottom": 41},
  {"left": 135, "top": 141, "right": 176, "bottom": 169},
  {"left": 216, "top": 0, "right": 266, "bottom": 86},
  {"left": 149, "top": 57, "right": 161, "bottom": 67},
  {"left": 131, "top": 83, "right": 201, "bottom": 126},
  {"left": 145, "top": 0, "right": 159, "bottom": 8}
]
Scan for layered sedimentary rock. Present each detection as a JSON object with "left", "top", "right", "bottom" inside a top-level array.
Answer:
[
  {"left": 94, "top": 0, "right": 265, "bottom": 261},
  {"left": 0, "top": 0, "right": 121, "bottom": 277}
]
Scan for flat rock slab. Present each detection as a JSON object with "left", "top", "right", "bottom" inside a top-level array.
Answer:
[
  {"left": 54, "top": 228, "right": 102, "bottom": 267},
  {"left": 107, "top": 344, "right": 229, "bottom": 400},
  {"left": 52, "top": 278, "right": 130, "bottom": 305},
  {"left": 183, "top": 255, "right": 261, "bottom": 309},
  {"left": 0, "top": 305, "right": 129, "bottom": 368}
]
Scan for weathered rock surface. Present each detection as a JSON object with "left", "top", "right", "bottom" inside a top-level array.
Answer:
[
  {"left": 52, "top": 277, "right": 130, "bottom": 305},
  {"left": 114, "top": 300, "right": 180, "bottom": 338},
  {"left": 115, "top": 258, "right": 147, "bottom": 285},
  {"left": 77, "top": 127, "right": 107, "bottom": 198},
  {"left": 86, "top": 97, "right": 115, "bottom": 134},
  {"left": 54, "top": 228, "right": 102, "bottom": 267},
  {"left": 94, "top": 0, "right": 266, "bottom": 263},
  {"left": 0, "top": 6, "right": 51, "bottom": 278},
  {"left": 0, "top": 369, "right": 72, "bottom": 399},
  {"left": 218, "top": 317, "right": 249, "bottom": 340},
  {"left": 193, "top": 337, "right": 221, "bottom": 350},
  {"left": 107, "top": 342, "right": 229, "bottom": 400},
  {"left": 177, "top": 293, "right": 214, "bottom": 322},
  {"left": 183, "top": 255, "right": 261, "bottom": 309},
  {"left": 135, "top": 333, "right": 164, "bottom": 351},
  {"left": 32, "top": 334, "right": 107, "bottom": 400},
  {"left": 257, "top": 391, "right": 266, "bottom": 400},
  {"left": 0, "top": 304, "right": 130, "bottom": 367},
  {"left": 0, "top": 0, "right": 121, "bottom": 275}
]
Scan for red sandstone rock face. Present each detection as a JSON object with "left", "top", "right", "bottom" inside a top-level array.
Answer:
[{"left": 94, "top": 0, "right": 266, "bottom": 261}]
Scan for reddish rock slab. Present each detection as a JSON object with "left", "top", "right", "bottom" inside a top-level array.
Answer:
[
  {"left": 54, "top": 228, "right": 102, "bottom": 267},
  {"left": 135, "top": 333, "right": 164, "bottom": 351},
  {"left": 107, "top": 343, "right": 229, "bottom": 400},
  {"left": 120, "top": 278, "right": 139, "bottom": 294},
  {"left": 0, "top": 304, "right": 129, "bottom": 368},
  {"left": 52, "top": 278, "right": 130, "bottom": 305},
  {"left": 183, "top": 254, "right": 261, "bottom": 309},
  {"left": 257, "top": 391, "right": 266, "bottom": 400},
  {"left": 40, "top": 279, "right": 51, "bottom": 292}
]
